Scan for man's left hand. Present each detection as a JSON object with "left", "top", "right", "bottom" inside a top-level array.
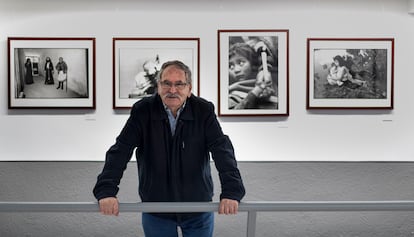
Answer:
[{"left": 219, "top": 198, "right": 239, "bottom": 215}]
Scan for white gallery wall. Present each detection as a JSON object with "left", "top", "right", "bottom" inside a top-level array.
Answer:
[{"left": 0, "top": 0, "right": 413, "bottom": 161}]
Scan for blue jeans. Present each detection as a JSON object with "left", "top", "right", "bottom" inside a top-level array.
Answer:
[{"left": 142, "top": 212, "right": 214, "bottom": 237}]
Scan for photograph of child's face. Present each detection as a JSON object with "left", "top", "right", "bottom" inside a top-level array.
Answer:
[
  {"left": 218, "top": 30, "right": 288, "bottom": 116},
  {"left": 229, "top": 54, "right": 252, "bottom": 84}
]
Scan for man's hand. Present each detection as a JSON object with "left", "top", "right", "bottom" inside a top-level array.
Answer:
[
  {"left": 98, "top": 197, "right": 119, "bottom": 216},
  {"left": 219, "top": 198, "right": 239, "bottom": 215}
]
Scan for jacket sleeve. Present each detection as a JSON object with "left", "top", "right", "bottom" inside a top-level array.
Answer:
[
  {"left": 204, "top": 103, "right": 246, "bottom": 202},
  {"left": 93, "top": 106, "right": 142, "bottom": 201}
]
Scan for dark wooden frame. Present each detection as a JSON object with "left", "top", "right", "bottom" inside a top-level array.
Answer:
[
  {"left": 8, "top": 37, "right": 96, "bottom": 109},
  {"left": 218, "top": 29, "right": 289, "bottom": 116},
  {"left": 112, "top": 37, "right": 200, "bottom": 109},
  {"left": 306, "top": 38, "right": 394, "bottom": 110}
]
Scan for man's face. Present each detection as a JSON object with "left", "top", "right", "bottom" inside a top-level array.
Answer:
[{"left": 157, "top": 65, "right": 192, "bottom": 112}]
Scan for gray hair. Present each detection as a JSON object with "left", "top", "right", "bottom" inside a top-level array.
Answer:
[{"left": 157, "top": 60, "right": 192, "bottom": 85}]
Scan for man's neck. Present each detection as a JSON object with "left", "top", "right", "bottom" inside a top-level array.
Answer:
[
  {"left": 170, "top": 108, "right": 179, "bottom": 118},
  {"left": 164, "top": 101, "right": 187, "bottom": 118}
]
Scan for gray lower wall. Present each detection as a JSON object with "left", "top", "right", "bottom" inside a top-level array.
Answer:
[{"left": 1, "top": 162, "right": 414, "bottom": 237}]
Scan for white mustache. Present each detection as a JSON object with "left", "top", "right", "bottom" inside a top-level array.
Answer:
[{"left": 166, "top": 93, "right": 179, "bottom": 98}]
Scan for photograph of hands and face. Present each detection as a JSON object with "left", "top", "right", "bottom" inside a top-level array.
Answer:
[
  {"left": 228, "top": 36, "right": 278, "bottom": 110},
  {"left": 313, "top": 48, "right": 388, "bottom": 99},
  {"left": 124, "top": 53, "right": 161, "bottom": 99},
  {"left": 14, "top": 48, "right": 90, "bottom": 99}
]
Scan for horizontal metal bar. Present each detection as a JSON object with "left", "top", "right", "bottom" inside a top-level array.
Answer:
[
  {"left": 240, "top": 201, "right": 414, "bottom": 212},
  {"left": 1, "top": 201, "right": 414, "bottom": 213}
]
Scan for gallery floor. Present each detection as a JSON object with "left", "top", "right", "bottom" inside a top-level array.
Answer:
[{"left": 1, "top": 161, "right": 413, "bottom": 236}]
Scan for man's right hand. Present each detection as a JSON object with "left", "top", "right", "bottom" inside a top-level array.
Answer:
[{"left": 98, "top": 197, "right": 119, "bottom": 216}]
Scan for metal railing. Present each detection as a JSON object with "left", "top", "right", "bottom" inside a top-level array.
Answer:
[{"left": 1, "top": 201, "right": 414, "bottom": 237}]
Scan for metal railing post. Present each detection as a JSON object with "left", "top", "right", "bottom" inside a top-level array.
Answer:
[{"left": 246, "top": 211, "right": 257, "bottom": 237}]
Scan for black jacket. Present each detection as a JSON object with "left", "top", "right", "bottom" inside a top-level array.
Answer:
[{"left": 93, "top": 94, "right": 245, "bottom": 206}]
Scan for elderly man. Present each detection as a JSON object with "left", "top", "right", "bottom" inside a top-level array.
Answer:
[{"left": 93, "top": 60, "right": 245, "bottom": 237}]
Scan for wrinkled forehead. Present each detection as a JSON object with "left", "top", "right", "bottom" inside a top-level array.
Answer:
[{"left": 161, "top": 66, "right": 186, "bottom": 79}]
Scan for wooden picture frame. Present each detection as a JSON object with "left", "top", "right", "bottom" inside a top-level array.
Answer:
[
  {"left": 8, "top": 37, "right": 96, "bottom": 109},
  {"left": 113, "top": 37, "right": 200, "bottom": 109},
  {"left": 218, "top": 29, "right": 289, "bottom": 116},
  {"left": 307, "top": 38, "right": 394, "bottom": 109}
]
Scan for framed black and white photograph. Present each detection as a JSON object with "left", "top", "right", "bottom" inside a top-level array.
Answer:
[
  {"left": 8, "top": 37, "right": 96, "bottom": 109},
  {"left": 218, "top": 29, "right": 289, "bottom": 116},
  {"left": 113, "top": 37, "right": 200, "bottom": 109},
  {"left": 307, "top": 38, "right": 394, "bottom": 109}
]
